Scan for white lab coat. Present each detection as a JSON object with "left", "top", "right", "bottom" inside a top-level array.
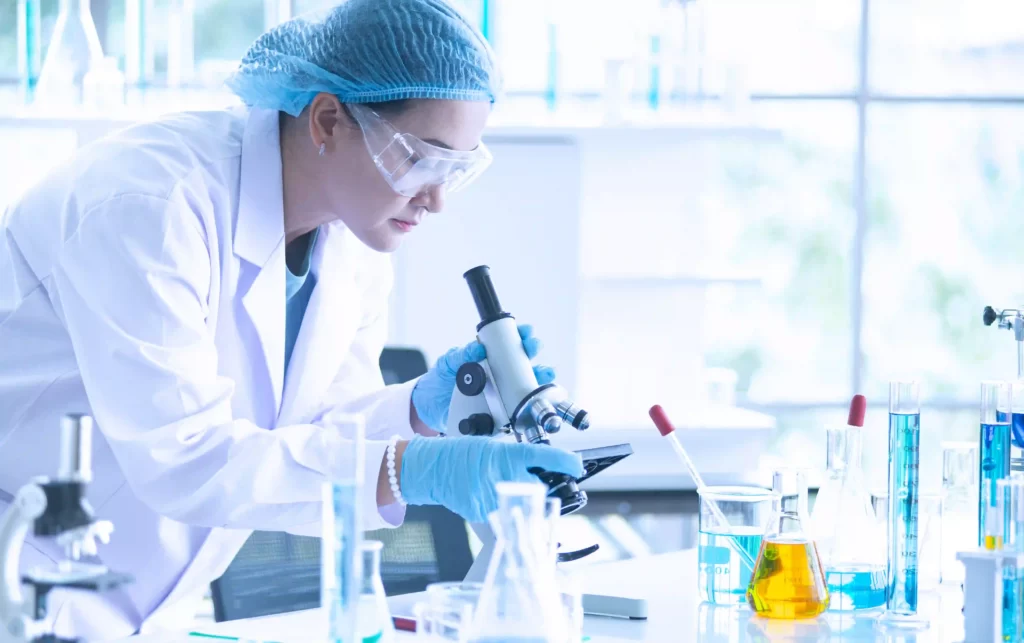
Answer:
[{"left": 0, "top": 107, "right": 416, "bottom": 640}]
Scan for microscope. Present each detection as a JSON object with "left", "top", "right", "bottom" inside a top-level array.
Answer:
[
  {"left": 0, "top": 415, "right": 132, "bottom": 643},
  {"left": 452, "top": 267, "right": 646, "bottom": 619}
]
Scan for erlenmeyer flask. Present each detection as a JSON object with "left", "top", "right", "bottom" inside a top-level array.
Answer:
[
  {"left": 357, "top": 540, "right": 395, "bottom": 643},
  {"left": 36, "top": 0, "right": 105, "bottom": 106},
  {"left": 747, "top": 469, "right": 829, "bottom": 619},
  {"left": 467, "top": 482, "right": 569, "bottom": 643},
  {"left": 810, "top": 399, "right": 886, "bottom": 611}
]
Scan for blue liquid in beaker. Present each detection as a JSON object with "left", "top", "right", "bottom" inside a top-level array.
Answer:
[
  {"left": 825, "top": 564, "right": 886, "bottom": 611},
  {"left": 698, "top": 527, "right": 762, "bottom": 605}
]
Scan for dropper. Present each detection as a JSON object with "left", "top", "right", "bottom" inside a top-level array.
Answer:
[{"left": 649, "top": 405, "right": 757, "bottom": 571}]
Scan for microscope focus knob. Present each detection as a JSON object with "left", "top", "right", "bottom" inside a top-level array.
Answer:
[
  {"left": 459, "top": 413, "right": 494, "bottom": 436},
  {"left": 456, "top": 362, "right": 487, "bottom": 396}
]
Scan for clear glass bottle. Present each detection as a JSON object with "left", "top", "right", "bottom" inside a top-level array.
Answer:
[
  {"left": 35, "top": 0, "right": 105, "bottom": 107},
  {"left": 747, "top": 469, "right": 829, "bottom": 619},
  {"left": 467, "top": 482, "right": 569, "bottom": 643},
  {"left": 357, "top": 540, "right": 395, "bottom": 643},
  {"left": 939, "top": 442, "right": 978, "bottom": 585},
  {"left": 810, "top": 421, "right": 886, "bottom": 610}
]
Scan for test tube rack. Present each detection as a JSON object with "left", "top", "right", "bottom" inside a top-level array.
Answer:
[{"left": 957, "top": 549, "right": 1024, "bottom": 643}]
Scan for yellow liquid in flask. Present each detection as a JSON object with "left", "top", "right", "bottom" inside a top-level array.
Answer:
[{"left": 746, "top": 539, "right": 829, "bottom": 619}]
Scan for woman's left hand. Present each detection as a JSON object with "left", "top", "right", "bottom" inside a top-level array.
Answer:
[{"left": 410, "top": 324, "right": 555, "bottom": 433}]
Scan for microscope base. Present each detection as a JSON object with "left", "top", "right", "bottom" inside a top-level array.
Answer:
[{"left": 582, "top": 593, "right": 648, "bottom": 620}]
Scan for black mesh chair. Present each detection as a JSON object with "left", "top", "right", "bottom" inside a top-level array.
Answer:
[{"left": 209, "top": 347, "right": 473, "bottom": 623}]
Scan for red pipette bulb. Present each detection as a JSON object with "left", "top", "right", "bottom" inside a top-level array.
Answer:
[
  {"left": 649, "top": 405, "right": 675, "bottom": 437},
  {"left": 847, "top": 394, "right": 867, "bottom": 428}
]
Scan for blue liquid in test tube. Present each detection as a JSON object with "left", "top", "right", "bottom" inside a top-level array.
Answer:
[
  {"left": 878, "top": 381, "right": 929, "bottom": 630},
  {"left": 985, "top": 382, "right": 1013, "bottom": 548}
]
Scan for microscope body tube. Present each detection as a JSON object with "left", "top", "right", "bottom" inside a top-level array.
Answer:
[{"left": 477, "top": 317, "right": 539, "bottom": 419}]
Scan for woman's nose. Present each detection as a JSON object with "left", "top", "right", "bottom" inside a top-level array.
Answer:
[{"left": 413, "top": 184, "right": 446, "bottom": 213}]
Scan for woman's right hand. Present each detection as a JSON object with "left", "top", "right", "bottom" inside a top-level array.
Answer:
[{"left": 395, "top": 436, "right": 583, "bottom": 523}]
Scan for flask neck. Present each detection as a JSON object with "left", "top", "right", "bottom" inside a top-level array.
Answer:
[
  {"left": 61, "top": 0, "right": 93, "bottom": 17},
  {"left": 826, "top": 425, "right": 862, "bottom": 474},
  {"left": 361, "top": 544, "right": 382, "bottom": 593}
]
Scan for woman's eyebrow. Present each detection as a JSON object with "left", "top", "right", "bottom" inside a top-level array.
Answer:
[{"left": 423, "top": 137, "right": 454, "bottom": 150}]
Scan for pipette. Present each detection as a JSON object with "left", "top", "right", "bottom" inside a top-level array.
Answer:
[{"left": 649, "top": 404, "right": 757, "bottom": 570}]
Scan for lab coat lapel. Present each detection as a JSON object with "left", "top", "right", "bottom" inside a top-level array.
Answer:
[
  {"left": 278, "top": 223, "right": 361, "bottom": 426},
  {"left": 235, "top": 108, "right": 287, "bottom": 420}
]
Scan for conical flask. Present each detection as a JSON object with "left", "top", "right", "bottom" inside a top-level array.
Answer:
[
  {"left": 35, "top": 0, "right": 105, "bottom": 106},
  {"left": 467, "top": 482, "right": 569, "bottom": 643},
  {"left": 810, "top": 396, "right": 886, "bottom": 610},
  {"left": 357, "top": 540, "right": 395, "bottom": 643},
  {"left": 747, "top": 469, "right": 829, "bottom": 619}
]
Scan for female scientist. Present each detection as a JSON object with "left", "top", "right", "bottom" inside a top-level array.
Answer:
[{"left": 0, "top": 0, "right": 582, "bottom": 638}]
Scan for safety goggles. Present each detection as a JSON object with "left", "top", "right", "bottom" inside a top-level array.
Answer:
[{"left": 347, "top": 104, "right": 493, "bottom": 198}]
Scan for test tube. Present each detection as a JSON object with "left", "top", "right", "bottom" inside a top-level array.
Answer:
[
  {"left": 980, "top": 382, "right": 1012, "bottom": 547},
  {"left": 321, "top": 414, "right": 366, "bottom": 643},
  {"left": 1000, "top": 478, "right": 1024, "bottom": 553},
  {"left": 878, "top": 381, "right": 928, "bottom": 630},
  {"left": 998, "top": 478, "right": 1024, "bottom": 641}
]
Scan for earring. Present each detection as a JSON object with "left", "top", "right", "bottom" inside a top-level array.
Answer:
[{"left": 318, "top": 143, "right": 326, "bottom": 157}]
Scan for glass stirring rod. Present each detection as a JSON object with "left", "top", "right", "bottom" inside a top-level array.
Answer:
[{"left": 649, "top": 404, "right": 757, "bottom": 570}]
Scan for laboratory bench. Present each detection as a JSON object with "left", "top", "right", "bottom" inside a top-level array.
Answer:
[{"left": 110, "top": 548, "right": 967, "bottom": 643}]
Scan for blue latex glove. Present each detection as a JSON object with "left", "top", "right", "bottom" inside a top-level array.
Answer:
[
  {"left": 411, "top": 324, "right": 555, "bottom": 433},
  {"left": 400, "top": 436, "right": 584, "bottom": 524}
]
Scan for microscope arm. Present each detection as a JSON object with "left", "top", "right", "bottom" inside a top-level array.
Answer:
[{"left": 0, "top": 484, "right": 47, "bottom": 643}]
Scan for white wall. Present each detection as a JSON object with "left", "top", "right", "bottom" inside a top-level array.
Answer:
[{"left": 389, "top": 135, "right": 582, "bottom": 394}]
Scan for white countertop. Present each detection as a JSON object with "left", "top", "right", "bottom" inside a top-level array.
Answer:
[{"left": 109, "top": 549, "right": 967, "bottom": 643}]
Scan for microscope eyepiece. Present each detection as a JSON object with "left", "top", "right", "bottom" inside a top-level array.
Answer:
[
  {"left": 464, "top": 265, "right": 511, "bottom": 330},
  {"left": 59, "top": 414, "right": 93, "bottom": 483}
]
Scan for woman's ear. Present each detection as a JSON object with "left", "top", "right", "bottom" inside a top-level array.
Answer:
[{"left": 308, "top": 92, "right": 344, "bottom": 154}]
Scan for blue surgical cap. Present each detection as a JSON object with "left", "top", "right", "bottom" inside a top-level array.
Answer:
[{"left": 226, "top": 0, "right": 500, "bottom": 116}]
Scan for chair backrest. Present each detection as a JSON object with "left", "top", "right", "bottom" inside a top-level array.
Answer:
[{"left": 210, "top": 347, "right": 473, "bottom": 622}]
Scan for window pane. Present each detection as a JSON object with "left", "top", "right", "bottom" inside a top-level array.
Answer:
[
  {"left": 193, "top": 0, "right": 264, "bottom": 66},
  {"left": 0, "top": 2, "right": 16, "bottom": 79},
  {"left": 871, "top": 0, "right": 1024, "bottom": 95},
  {"left": 863, "top": 106, "right": 1024, "bottom": 403},
  {"left": 702, "top": 102, "right": 856, "bottom": 405},
  {"left": 575, "top": 102, "right": 855, "bottom": 428},
  {"left": 703, "top": 0, "right": 860, "bottom": 94}
]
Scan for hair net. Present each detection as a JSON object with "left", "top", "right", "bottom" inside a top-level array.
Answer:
[{"left": 226, "top": 0, "right": 500, "bottom": 116}]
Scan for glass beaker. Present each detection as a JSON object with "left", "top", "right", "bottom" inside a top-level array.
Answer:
[
  {"left": 940, "top": 442, "right": 978, "bottom": 585},
  {"left": 357, "top": 540, "right": 395, "bottom": 643},
  {"left": 545, "top": 498, "right": 583, "bottom": 643},
  {"left": 35, "top": 0, "right": 106, "bottom": 107},
  {"left": 321, "top": 414, "right": 365, "bottom": 643},
  {"left": 417, "top": 582, "right": 483, "bottom": 641},
  {"left": 982, "top": 381, "right": 1013, "bottom": 548},
  {"left": 747, "top": 469, "right": 829, "bottom": 619},
  {"left": 697, "top": 486, "right": 774, "bottom": 605},
  {"left": 466, "top": 482, "right": 569, "bottom": 643},
  {"left": 810, "top": 420, "right": 886, "bottom": 611}
]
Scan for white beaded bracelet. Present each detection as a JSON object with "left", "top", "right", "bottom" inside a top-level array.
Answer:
[{"left": 387, "top": 435, "right": 405, "bottom": 506}]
